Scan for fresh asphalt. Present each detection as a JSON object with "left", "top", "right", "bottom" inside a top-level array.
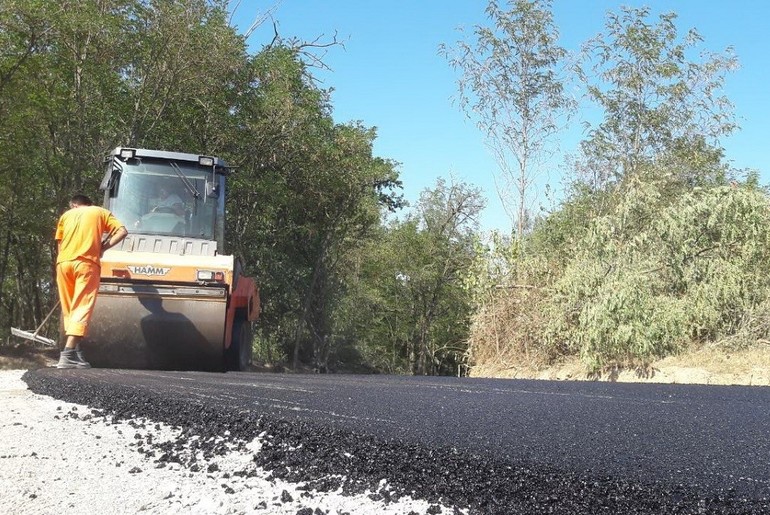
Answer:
[{"left": 23, "top": 369, "right": 770, "bottom": 514}]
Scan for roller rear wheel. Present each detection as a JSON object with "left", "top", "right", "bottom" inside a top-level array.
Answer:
[{"left": 225, "top": 318, "right": 252, "bottom": 371}]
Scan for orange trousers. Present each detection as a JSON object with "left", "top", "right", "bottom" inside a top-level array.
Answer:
[{"left": 56, "top": 260, "right": 100, "bottom": 337}]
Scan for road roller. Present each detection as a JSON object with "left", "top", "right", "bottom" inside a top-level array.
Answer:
[{"left": 81, "top": 147, "right": 259, "bottom": 371}]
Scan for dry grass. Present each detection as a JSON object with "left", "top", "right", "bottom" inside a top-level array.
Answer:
[{"left": 468, "top": 287, "right": 553, "bottom": 372}]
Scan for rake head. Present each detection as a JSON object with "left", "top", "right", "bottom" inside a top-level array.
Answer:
[{"left": 10, "top": 327, "right": 57, "bottom": 347}]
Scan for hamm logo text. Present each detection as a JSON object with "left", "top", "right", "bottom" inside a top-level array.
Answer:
[{"left": 127, "top": 265, "right": 171, "bottom": 276}]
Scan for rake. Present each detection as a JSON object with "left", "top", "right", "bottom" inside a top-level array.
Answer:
[{"left": 10, "top": 301, "right": 59, "bottom": 347}]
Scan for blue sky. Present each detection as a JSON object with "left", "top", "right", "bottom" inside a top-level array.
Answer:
[{"left": 229, "top": 1, "right": 769, "bottom": 233}]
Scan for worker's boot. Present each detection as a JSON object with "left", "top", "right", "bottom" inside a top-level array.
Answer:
[
  {"left": 75, "top": 346, "right": 89, "bottom": 366},
  {"left": 56, "top": 348, "right": 91, "bottom": 369}
]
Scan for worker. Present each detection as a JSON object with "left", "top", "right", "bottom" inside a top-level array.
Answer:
[
  {"left": 55, "top": 194, "right": 128, "bottom": 369},
  {"left": 153, "top": 186, "right": 185, "bottom": 217}
]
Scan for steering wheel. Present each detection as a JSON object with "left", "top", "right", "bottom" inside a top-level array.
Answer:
[{"left": 152, "top": 206, "right": 177, "bottom": 214}]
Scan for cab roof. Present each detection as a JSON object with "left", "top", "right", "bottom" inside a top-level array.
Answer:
[{"left": 109, "top": 147, "right": 230, "bottom": 172}]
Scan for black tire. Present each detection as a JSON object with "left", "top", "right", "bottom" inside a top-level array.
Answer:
[{"left": 225, "top": 318, "right": 252, "bottom": 371}]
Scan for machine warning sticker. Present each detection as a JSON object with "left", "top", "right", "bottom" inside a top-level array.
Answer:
[{"left": 127, "top": 265, "right": 171, "bottom": 276}]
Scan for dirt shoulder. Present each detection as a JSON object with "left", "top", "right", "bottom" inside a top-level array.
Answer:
[
  {"left": 470, "top": 346, "right": 770, "bottom": 386},
  {"left": 0, "top": 343, "right": 58, "bottom": 370}
]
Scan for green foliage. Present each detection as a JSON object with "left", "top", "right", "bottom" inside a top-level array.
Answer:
[
  {"left": 554, "top": 260, "right": 687, "bottom": 370},
  {"left": 337, "top": 179, "right": 484, "bottom": 375},
  {"left": 482, "top": 174, "right": 770, "bottom": 373},
  {"left": 224, "top": 47, "right": 403, "bottom": 369},
  {"left": 251, "top": 329, "right": 287, "bottom": 367},
  {"left": 577, "top": 6, "right": 738, "bottom": 182}
]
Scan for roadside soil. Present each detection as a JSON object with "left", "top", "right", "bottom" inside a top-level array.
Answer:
[
  {"left": 0, "top": 343, "right": 58, "bottom": 370},
  {"left": 470, "top": 346, "right": 770, "bottom": 386}
]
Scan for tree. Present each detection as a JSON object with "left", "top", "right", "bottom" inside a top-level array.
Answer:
[
  {"left": 466, "top": 5, "right": 749, "bottom": 376},
  {"left": 0, "top": 0, "right": 56, "bottom": 96},
  {"left": 576, "top": 6, "right": 738, "bottom": 186},
  {"left": 121, "top": 0, "right": 247, "bottom": 150},
  {"left": 224, "top": 46, "right": 403, "bottom": 371},
  {"left": 339, "top": 179, "right": 484, "bottom": 375},
  {"left": 441, "top": 0, "right": 572, "bottom": 240}
]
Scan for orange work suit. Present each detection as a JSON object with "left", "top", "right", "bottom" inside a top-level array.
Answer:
[{"left": 56, "top": 205, "right": 124, "bottom": 337}]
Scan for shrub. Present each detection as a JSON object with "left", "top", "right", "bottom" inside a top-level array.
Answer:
[{"left": 469, "top": 175, "right": 770, "bottom": 374}]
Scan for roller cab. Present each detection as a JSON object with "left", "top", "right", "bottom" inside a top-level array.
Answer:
[{"left": 81, "top": 148, "right": 259, "bottom": 371}]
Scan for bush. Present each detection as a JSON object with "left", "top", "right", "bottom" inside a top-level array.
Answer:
[{"left": 469, "top": 173, "right": 770, "bottom": 374}]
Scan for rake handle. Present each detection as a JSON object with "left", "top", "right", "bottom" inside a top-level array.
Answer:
[{"left": 32, "top": 301, "right": 60, "bottom": 338}]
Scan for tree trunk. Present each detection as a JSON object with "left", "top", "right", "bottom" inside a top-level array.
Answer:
[
  {"left": 292, "top": 241, "right": 327, "bottom": 369},
  {"left": 417, "top": 315, "right": 428, "bottom": 375}
]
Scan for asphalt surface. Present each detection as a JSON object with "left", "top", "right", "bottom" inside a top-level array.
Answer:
[{"left": 23, "top": 369, "right": 770, "bottom": 514}]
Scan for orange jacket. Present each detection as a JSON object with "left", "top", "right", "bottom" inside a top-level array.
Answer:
[{"left": 56, "top": 206, "right": 125, "bottom": 265}]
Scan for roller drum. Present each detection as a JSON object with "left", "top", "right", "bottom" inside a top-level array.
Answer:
[{"left": 81, "top": 282, "right": 228, "bottom": 371}]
